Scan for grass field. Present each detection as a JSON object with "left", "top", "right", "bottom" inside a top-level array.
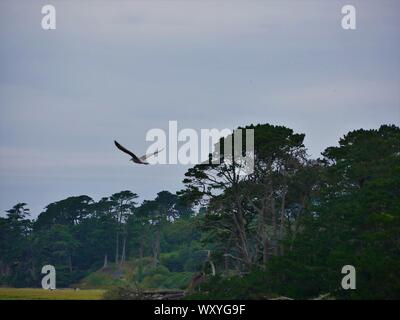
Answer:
[{"left": 0, "top": 288, "right": 105, "bottom": 300}]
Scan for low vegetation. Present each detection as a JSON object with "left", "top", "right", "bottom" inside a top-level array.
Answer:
[
  {"left": 0, "top": 288, "right": 104, "bottom": 300},
  {"left": 78, "top": 258, "right": 194, "bottom": 290}
]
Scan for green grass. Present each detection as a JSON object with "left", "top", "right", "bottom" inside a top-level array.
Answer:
[{"left": 0, "top": 288, "right": 105, "bottom": 300}]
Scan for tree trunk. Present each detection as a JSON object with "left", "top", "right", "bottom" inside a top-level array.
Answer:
[
  {"left": 260, "top": 170, "right": 274, "bottom": 263},
  {"left": 120, "top": 234, "right": 127, "bottom": 266},
  {"left": 153, "top": 228, "right": 160, "bottom": 266},
  {"left": 103, "top": 254, "right": 108, "bottom": 269},
  {"left": 261, "top": 195, "right": 270, "bottom": 264},
  {"left": 232, "top": 194, "right": 252, "bottom": 267},
  {"left": 279, "top": 190, "right": 287, "bottom": 255},
  {"left": 115, "top": 232, "right": 119, "bottom": 264},
  {"left": 232, "top": 210, "right": 251, "bottom": 266},
  {"left": 271, "top": 196, "right": 278, "bottom": 256}
]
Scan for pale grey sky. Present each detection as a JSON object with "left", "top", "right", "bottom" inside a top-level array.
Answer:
[{"left": 1, "top": 0, "right": 399, "bottom": 217}]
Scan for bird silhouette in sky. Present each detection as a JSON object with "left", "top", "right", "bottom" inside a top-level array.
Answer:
[{"left": 114, "top": 140, "right": 162, "bottom": 165}]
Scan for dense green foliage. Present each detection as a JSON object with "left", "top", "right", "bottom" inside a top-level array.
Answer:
[
  {"left": 0, "top": 191, "right": 202, "bottom": 289},
  {"left": 1, "top": 123, "right": 399, "bottom": 299},
  {"left": 187, "top": 124, "right": 400, "bottom": 299}
]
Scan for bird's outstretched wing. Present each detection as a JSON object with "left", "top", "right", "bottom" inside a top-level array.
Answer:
[
  {"left": 114, "top": 140, "right": 142, "bottom": 163},
  {"left": 140, "top": 148, "right": 164, "bottom": 161}
]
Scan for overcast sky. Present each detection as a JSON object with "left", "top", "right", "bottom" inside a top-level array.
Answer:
[{"left": 0, "top": 0, "right": 399, "bottom": 218}]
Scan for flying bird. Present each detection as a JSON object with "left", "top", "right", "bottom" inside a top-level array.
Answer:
[{"left": 114, "top": 140, "right": 162, "bottom": 165}]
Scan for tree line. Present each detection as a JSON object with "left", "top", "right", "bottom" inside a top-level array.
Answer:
[
  {"left": 1, "top": 123, "right": 399, "bottom": 298},
  {"left": 0, "top": 190, "right": 198, "bottom": 287}
]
